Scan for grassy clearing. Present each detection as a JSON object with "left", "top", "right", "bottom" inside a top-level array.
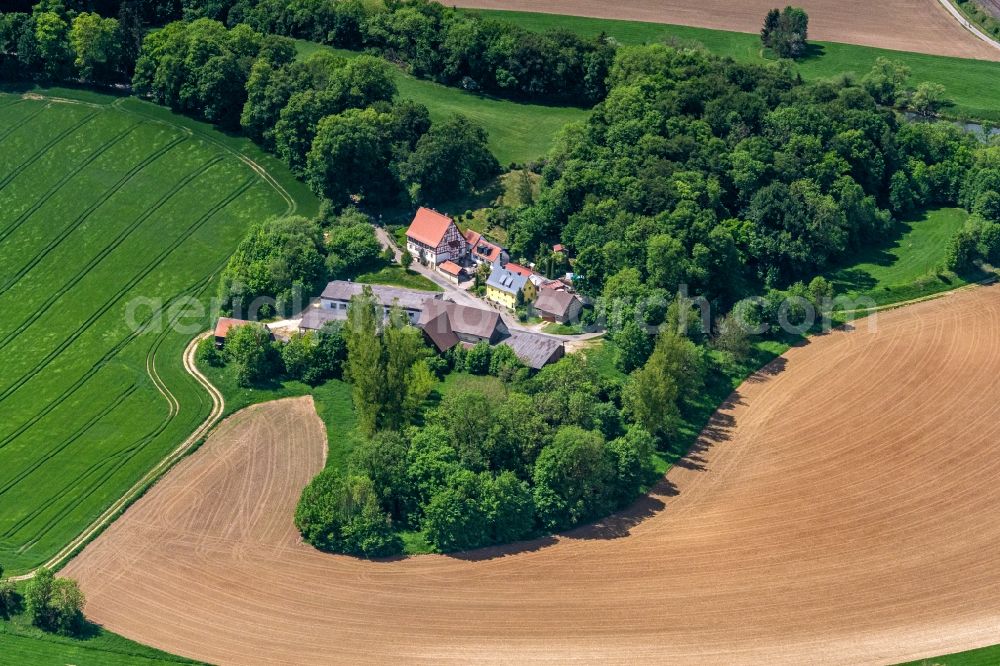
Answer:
[
  {"left": 0, "top": 614, "right": 200, "bottom": 666},
  {"left": 462, "top": 9, "right": 1000, "bottom": 122},
  {"left": 827, "top": 207, "right": 989, "bottom": 306},
  {"left": 0, "top": 88, "right": 315, "bottom": 575},
  {"left": 355, "top": 265, "right": 442, "bottom": 291},
  {"left": 899, "top": 643, "right": 1000, "bottom": 665},
  {"left": 294, "top": 40, "right": 590, "bottom": 165}
]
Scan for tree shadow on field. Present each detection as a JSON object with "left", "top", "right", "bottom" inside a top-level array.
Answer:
[
  {"left": 439, "top": 346, "right": 795, "bottom": 558},
  {"left": 563, "top": 478, "right": 678, "bottom": 542},
  {"left": 444, "top": 535, "right": 559, "bottom": 562},
  {"left": 742, "top": 355, "right": 788, "bottom": 383}
]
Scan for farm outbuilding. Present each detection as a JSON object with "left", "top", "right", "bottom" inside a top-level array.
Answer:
[{"left": 214, "top": 317, "right": 252, "bottom": 347}]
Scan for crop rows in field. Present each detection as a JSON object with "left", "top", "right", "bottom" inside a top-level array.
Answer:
[{"left": 0, "top": 92, "right": 295, "bottom": 572}]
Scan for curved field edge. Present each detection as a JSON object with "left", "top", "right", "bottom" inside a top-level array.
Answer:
[
  {"left": 459, "top": 8, "right": 1000, "bottom": 123},
  {"left": 0, "top": 86, "right": 316, "bottom": 575},
  {"left": 60, "top": 286, "right": 1000, "bottom": 664}
]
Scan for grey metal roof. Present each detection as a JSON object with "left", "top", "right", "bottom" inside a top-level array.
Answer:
[
  {"left": 299, "top": 308, "right": 346, "bottom": 330},
  {"left": 499, "top": 332, "right": 564, "bottom": 370},
  {"left": 320, "top": 280, "right": 440, "bottom": 311},
  {"left": 418, "top": 299, "right": 503, "bottom": 343},
  {"left": 486, "top": 265, "right": 528, "bottom": 295},
  {"left": 533, "top": 289, "right": 580, "bottom": 318}
]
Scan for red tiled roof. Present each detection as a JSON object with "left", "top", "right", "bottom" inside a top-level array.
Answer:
[
  {"left": 438, "top": 260, "right": 463, "bottom": 276},
  {"left": 464, "top": 229, "right": 482, "bottom": 247},
  {"left": 214, "top": 317, "right": 250, "bottom": 338},
  {"left": 407, "top": 207, "right": 454, "bottom": 247},
  {"left": 505, "top": 262, "right": 534, "bottom": 278},
  {"left": 464, "top": 229, "right": 503, "bottom": 263},
  {"left": 553, "top": 244, "right": 565, "bottom": 253}
]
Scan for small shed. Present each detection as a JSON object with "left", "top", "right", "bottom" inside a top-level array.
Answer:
[
  {"left": 214, "top": 317, "right": 251, "bottom": 348},
  {"left": 437, "top": 260, "right": 464, "bottom": 284}
]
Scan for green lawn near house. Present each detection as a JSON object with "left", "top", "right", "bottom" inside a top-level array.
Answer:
[
  {"left": 355, "top": 265, "right": 442, "bottom": 291},
  {"left": 462, "top": 9, "right": 1000, "bottom": 122},
  {"left": 0, "top": 88, "right": 314, "bottom": 575},
  {"left": 294, "top": 40, "right": 591, "bottom": 165}
]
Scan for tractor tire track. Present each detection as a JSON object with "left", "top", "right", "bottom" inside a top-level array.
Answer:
[
  {"left": 2, "top": 276, "right": 216, "bottom": 541},
  {"left": 0, "top": 101, "right": 49, "bottom": 148},
  {"left": 0, "top": 110, "right": 99, "bottom": 192},
  {"left": 0, "top": 177, "right": 254, "bottom": 409},
  {"left": 0, "top": 134, "right": 192, "bottom": 291},
  {"left": 0, "top": 152, "right": 220, "bottom": 348},
  {"left": 10, "top": 330, "right": 224, "bottom": 580},
  {"left": 0, "top": 120, "right": 144, "bottom": 246},
  {"left": 0, "top": 271, "right": 214, "bottom": 453},
  {"left": 0, "top": 385, "right": 139, "bottom": 500}
]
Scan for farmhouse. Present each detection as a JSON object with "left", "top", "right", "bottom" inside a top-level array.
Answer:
[
  {"left": 417, "top": 299, "right": 509, "bottom": 352},
  {"left": 300, "top": 281, "right": 441, "bottom": 331},
  {"left": 486, "top": 264, "right": 532, "bottom": 309},
  {"left": 214, "top": 317, "right": 252, "bottom": 347},
  {"left": 533, "top": 289, "right": 583, "bottom": 324},
  {"left": 499, "top": 331, "right": 565, "bottom": 370},
  {"left": 464, "top": 229, "right": 507, "bottom": 266},
  {"left": 405, "top": 207, "right": 467, "bottom": 267}
]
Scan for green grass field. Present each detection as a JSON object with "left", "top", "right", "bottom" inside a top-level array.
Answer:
[
  {"left": 827, "top": 207, "right": 988, "bottom": 306},
  {"left": 294, "top": 40, "right": 590, "bottom": 165},
  {"left": 0, "top": 616, "right": 201, "bottom": 666},
  {"left": 0, "top": 88, "right": 315, "bottom": 575},
  {"left": 899, "top": 643, "right": 1000, "bottom": 665},
  {"left": 462, "top": 9, "right": 1000, "bottom": 123}
]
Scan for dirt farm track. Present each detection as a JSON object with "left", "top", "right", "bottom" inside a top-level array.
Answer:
[
  {"left": 65, "top": 285, "right": 1000, "bottom": 665},
  {"left": 452, "top": 0, "right": 1000, "bottom": 60}
]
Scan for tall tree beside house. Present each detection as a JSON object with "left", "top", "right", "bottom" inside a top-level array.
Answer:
[
  {"left": 218, "top": 215, "right": 326, "bottom": 318},
  {"left": 623, "top": 330, "right": 706, "bottom": 442},
  {"left": 345, "top": 287, "right": 384, "bottom": 437}
]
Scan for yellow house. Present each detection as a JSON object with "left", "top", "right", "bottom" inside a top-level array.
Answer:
[{"left": 486, "top": 264, "right": 529, "bottom": 309}]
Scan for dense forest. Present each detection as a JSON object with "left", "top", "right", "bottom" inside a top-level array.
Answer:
[{"left": 501, "top": 47, "right": 1000, "bottom": 323}]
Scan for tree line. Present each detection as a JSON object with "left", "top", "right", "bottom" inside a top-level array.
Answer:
[
  {"left": 179, "top": 0, "right": 615, "bottom": 105},
  {"left": 133, "top": 18, "right": 500, "bottom": 206}
]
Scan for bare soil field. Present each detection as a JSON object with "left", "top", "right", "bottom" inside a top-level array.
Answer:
[
  {"left": 66, "top": 285, "right": 1000, "bottom": 665},
  {"left": 452, "top": 0, "right": 1000, "bottom": 60}
]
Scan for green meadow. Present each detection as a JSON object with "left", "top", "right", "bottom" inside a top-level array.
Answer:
[
  {"left": 0, "top": 616, "right": 200, "bottom": 666},
  {"left": 294, "top": 40, "right": 591, "bottom": 165},
  {"left": 827, "top": 207, "right": 989, "bottom": 306},
  {"left": 0, "top": 88, "right": 315, "bottom": 574},
  {"left": 462, "top": 9, "right": 1000, "bottom": 123}
]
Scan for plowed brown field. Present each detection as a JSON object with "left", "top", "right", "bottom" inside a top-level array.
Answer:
[
  {"left": 65, "top": 285, "right": 1000, "bottom": 665},
  {"left": 451, "top": 0, "right": 1000, "bottom": 60}
]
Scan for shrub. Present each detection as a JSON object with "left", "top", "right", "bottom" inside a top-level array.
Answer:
[
  {"left": 295, "top": 469, "right": 402, "bottom": 558},
  {"left": 25, "top": 568, "right": 85, "bottom": 636},
  {"left": 196, "top": 335, "right": 224, "bottom": 367}
]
